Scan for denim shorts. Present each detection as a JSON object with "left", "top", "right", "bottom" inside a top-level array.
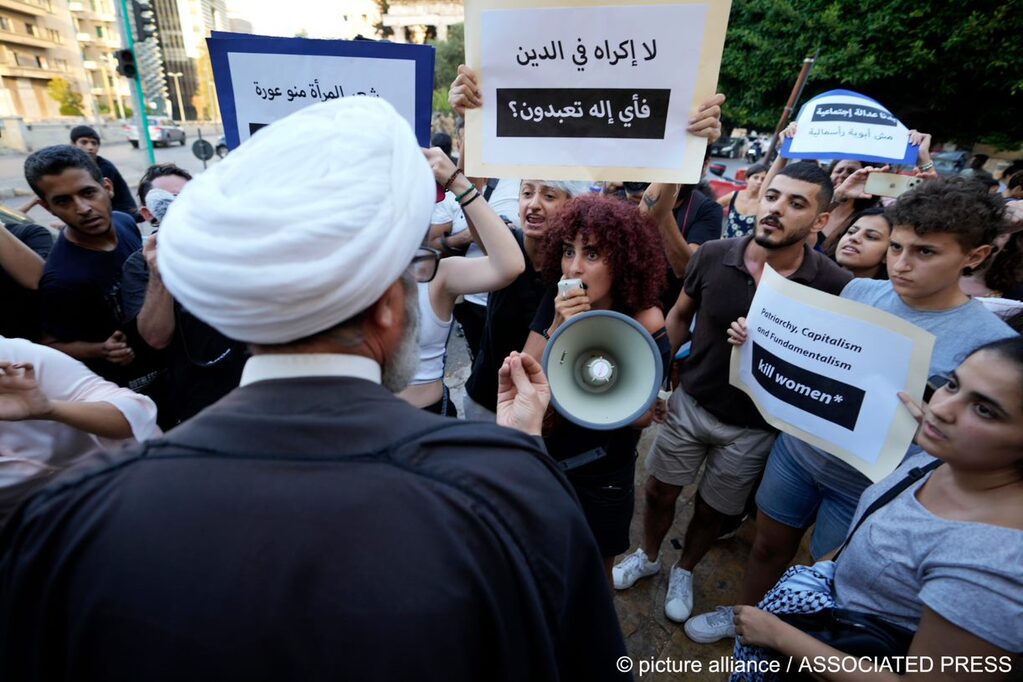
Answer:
[{"left": 755, "top": 434, "right": 872, "bottom": 559}]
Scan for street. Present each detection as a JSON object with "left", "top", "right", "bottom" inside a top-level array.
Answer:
[{"left": 1, "top": 132, "right": 224, "bottom": 226}]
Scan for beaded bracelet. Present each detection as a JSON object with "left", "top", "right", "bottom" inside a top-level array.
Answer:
[
  {"left": 918, "top": 162, "right": 934, "bottom": 172},
  {"left": 460, "top": 190, "right": 481, "bottom": 209},
  {"left": 455, "top": 185, "right": 477, "bottom": 203},
  {"left": 443, "top": 168, "right": 463, "bottom": 191}
]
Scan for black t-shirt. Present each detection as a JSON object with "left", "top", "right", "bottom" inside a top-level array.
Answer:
[
  {"left": 96, "top": 156, "right": 140, "bottom": 220},
  {"left": 38, "top": 212, "right": 141, "bottom": 378},
  {"left": 679, "top": 237, "right": 852, "bottom": 429},
  {"left": 164, "top": 305, "right": 248, "bottom": 425},
  {"left": 661, "top": 189, "right": 724, "bottom": 310},
  {"left": 465, "top": 229, "right": 546, "bottom": 411},
  {"left": 119, "top": 249, "right": 247, "bottom": 426},
  {"left": 528, "top": 292, "right": 673, "bottom": 474},
  {"left": 0, "top": 223, "right": 52, "bottom": 341}
]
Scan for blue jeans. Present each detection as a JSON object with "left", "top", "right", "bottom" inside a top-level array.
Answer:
[{"left": 755, "top": 434, "right": 871, "bottom": 559}]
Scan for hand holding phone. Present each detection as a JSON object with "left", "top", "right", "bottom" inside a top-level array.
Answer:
[
  {"left": 864, "top": 172, "right": 923, "bottom": 198},
  {"left": 558, "top": 278, "right": 587, "bottom": 300}
]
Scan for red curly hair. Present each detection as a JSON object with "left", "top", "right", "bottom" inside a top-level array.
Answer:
[{"left": 538, "top": 193, "right": 667, "bottom": 315}]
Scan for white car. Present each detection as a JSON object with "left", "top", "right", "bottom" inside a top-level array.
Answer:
[{"left": 126, "top": 117, "right": 186, "bottom": 148}]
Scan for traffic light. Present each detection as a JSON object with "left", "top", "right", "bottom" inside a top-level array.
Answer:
[
  {"left": 114, "top": 49, "right": 137, "bottom": 79},
  {"left": 132, "top": 0, "right": 157, "bottom": 42}
]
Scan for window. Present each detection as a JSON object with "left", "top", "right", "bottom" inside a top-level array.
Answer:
[
  {"left": 47, "top": 28, "right": 61, "bottom": 43},
  {"left": 35, "top": 55, "right": 47, "bottom": 69},
  {"left": 25, "top": 23, "right": 39, "bottom": 37},
  {"left": 95, "top": 25, "right": 103, "bottom": 38},
  {"left": 55, "top": 58, "right": 68, "bottom": 72},
  {"left": 0, "top": 17, "right": 10, "bottom": 31}
]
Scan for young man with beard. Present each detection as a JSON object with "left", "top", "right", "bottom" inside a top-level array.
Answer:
[
  {"left": 0, "top": 97, "right": 633, "bottom": 682},
  {"left": 612, "top": 163, "right": 853, "bottom": 628},
  {"left": 26, "top": 146, "right": 141, "bottom": 383},
  {"left": 686, "top": 176, "right": 1016, "bottom": 644}
]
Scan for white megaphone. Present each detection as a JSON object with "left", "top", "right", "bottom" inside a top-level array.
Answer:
[{"left": 541, "top": 310, "right": 664, "bottom": 430}]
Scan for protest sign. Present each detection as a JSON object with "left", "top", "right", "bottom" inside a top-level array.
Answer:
[
  {"left": 780, "top": 89, "right": 919, "bottom": 166},
  {"left": 208, "top": 33, "right": 434, "bottom": 149},
  {"left": 729, "top": 266, "right": 934, "bottom": 482},
  {"left": 463, "top": 0, "right": 731, "bottom": 183}
]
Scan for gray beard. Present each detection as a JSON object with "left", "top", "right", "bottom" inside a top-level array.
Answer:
[{"left": 381, "top": 272, "right": 421, "bottom": 393}]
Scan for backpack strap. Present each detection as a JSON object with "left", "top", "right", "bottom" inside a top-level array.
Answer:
[{"left": 833, "top": 458, "right": 942, "bottom": 560}]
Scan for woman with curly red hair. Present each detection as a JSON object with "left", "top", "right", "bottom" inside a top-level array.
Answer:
[{"left": 523, "top": 193, "right": 670, "bottom": 582}]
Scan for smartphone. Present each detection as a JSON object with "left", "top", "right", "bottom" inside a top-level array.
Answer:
[
  {"left": 558, "top": 278, "right": 587, "bottom": 299},
  {"left": 865, "top": 172, "right": 923, "bottom": 198}
]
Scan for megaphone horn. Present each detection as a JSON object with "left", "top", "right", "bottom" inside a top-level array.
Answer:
[{"left": 541, "top": 310, "right": 664, "bottom": 430}]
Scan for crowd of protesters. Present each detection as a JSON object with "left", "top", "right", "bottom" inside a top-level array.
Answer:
[{"left": 0, "top": 61, "right": 1019, "bottom": 681}]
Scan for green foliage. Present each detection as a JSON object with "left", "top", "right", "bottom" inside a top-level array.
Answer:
[
  {"left": 433, "top": 87, "right": 452, "bottom": 114},
  {"left": 46, "top": 78, "right": 84, "bottom": 117},
  {"left": 719, "top": 0, "right": 1023, "bottom": 146},
  {"left": 429, "top": 23, "right": 464, "bottom": 93}
]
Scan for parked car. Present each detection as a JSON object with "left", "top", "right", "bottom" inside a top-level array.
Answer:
[
  {"left": 710, "top": 136, "right": 745, "bottom": 159},
  {"left": 126, "top": 117, "right": 187, "bottom": 148},
  {"left": 706, "top": 162, "right": 747, "bottom": 199},
  {"left": 932, "top": 151, "right": 969, "bottom": 176}
]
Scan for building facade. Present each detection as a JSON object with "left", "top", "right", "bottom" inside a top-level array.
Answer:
[
  {"left": 69, "top": 0, "right": 130, "bottom": 119},
  {"left": 381, "top": 0, "right": 462, "bottom": 43},
  {"left": 0, "top": 0, "right": 95, "bottom": 119}
]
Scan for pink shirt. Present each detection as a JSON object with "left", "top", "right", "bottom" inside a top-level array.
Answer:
[{"left": 0, "top": 336, "right": 159, "bottom": 488}]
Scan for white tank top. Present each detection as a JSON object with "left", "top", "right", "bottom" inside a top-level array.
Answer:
[{"left": 411, "top": 282, "right": 453, "bottom": 384}]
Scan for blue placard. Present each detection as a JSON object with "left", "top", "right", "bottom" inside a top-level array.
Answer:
[
  {"left": 781, "top": 89, "right": 919, "bottom": 167},
  {"left": 208, "top": 33, "right": 434, "bottom": 149}
]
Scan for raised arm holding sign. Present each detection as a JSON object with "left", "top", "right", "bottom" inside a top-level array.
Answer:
[{"left": 462, "top": 0, "right": 731, "bottom": 183}]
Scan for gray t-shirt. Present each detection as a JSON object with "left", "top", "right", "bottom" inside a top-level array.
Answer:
[
  {"left": 783, "top": 278, "right": 1016, "bottom": 497},
  {"left": 833, "top": 453, "right": 1023, "bottom": 652}
]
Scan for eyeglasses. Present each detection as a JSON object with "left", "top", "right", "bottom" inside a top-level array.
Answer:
[{"left": 410, "top": 246, "right": 440, "bottom": 283}]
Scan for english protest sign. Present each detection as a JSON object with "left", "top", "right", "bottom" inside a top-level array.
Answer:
[
  {"left": 208, "top": 32, "right": 434, "bottom": 150},
  {"left": 463, "top": 0, "right": 732, "bottom": 183},
  {"left": 729, "top": 266, "right": 934, "bottom": 482},
  {"left": 780, "top": 89, "right": 919, "bottom": 166}
]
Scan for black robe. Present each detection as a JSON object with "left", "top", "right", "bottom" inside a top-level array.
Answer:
[{"left": 0, "top": 376, "right": 628, "bottom": 681}]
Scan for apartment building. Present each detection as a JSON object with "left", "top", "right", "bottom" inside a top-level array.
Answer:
[
  {"left": 69, "top": 0, "right": 130, "bottom": 118},
  {"left": 0, "top": 0, "right": 94, "bottom": 119}
]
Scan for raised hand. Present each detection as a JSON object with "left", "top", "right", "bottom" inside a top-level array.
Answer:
[
  {"left": 448, "top": 65, "right": 482, "bottom": 117},
  {"left": 726, "top": 316, "right": 748, "bottom": 346},
  {"left": 496, "top": 351, "right": 551, "bottom": 436},
  {"left": 688, "top": 93, "right": 725, "bottom": 142},
  {"left": 0, "top": 362, "right": 52, "bottom": 421}
]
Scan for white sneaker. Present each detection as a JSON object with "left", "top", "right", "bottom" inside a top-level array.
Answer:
[
  {"left": 664, "top": 566, "right": 693, "bottom": 622},
  {"left": 612, "top": 548, "right": 660, "bottom": 590},
  {"left": 684, "top": 606, "right": 736, "bottom": 643}
]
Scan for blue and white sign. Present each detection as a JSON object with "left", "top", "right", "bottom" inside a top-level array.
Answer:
[
  {"left": 208, "top": 32, "right": 434, "bottom": 150},
  {"left": 781, "top": 89, "right": 918, "bottom": 166}
]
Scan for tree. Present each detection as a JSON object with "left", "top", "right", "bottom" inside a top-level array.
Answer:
[
  {"left": 430, "top": 23, "right": 464, "bottom": 114},
  {"left": 46, "top": 78, "right": 84, "bottom": 117},
  {"left": 718, "top": 0, "right": 1023, "bottom": 147}
]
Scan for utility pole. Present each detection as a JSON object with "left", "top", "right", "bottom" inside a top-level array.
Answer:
[
  {"left": 764, "top": 48, "right": 819, "bottom": 164},
  {"left": 168, "top": 71, "right": 186, "bottom": 121},
  {"left": 116, "top": 0, "right": 155, "bottom": 165}
]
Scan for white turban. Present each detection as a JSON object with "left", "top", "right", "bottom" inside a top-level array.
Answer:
[{"left": 156, "top": 97, "right": 434, "bottom": 344}]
